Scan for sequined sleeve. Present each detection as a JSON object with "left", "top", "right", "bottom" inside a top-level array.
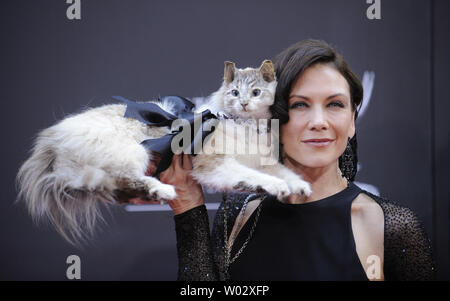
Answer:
[
  {"left": 366, "top": 193, "right": 436, "bottom": 281},
  {"left": 174, "top": 193, "right": 248, "bottom": 281},
  {"left": 174, "top": 205, "right": 217, "bottom": 280}
]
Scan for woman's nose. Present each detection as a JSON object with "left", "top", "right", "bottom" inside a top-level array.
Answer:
[{"left": 308, "top": 108, "right": 328, "bottom": 131}]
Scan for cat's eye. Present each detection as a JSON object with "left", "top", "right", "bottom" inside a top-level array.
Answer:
[
  {"left": 231, "top": 89, "right": 240, "bottom": 97},
  {"left": 252, "top": 89, "right": 261, "bottom": 97}
]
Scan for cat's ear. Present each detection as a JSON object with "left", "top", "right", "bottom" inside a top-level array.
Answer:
[
  {"left": 224, "top": 61, "right": 235, "bottom": 84},
  {"left": 259, "top": 60, "right": 276, "bottom": 83}
]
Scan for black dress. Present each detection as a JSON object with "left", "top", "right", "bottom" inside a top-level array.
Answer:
[
  {"left": 174, "top": 182, "right": 436, "bottom": 281},
  {"left": 229, "top": 182, "right": 368, "bottom": 280}
]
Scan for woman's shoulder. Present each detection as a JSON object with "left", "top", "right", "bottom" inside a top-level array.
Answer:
[
  {"left": 357, "top": 188, "right": 436, "bottom": 280},
  {"left": 358, "top": 189, "right": 425, "bottom": 232},
  {"left": 357, "top": 188, "right": 433, "bottom": 255}
]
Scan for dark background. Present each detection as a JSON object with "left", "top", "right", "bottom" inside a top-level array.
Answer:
[{"left": 1, "top": 0, "right": 448, "bottom": 280}]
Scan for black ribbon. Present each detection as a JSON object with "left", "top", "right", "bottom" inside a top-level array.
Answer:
[{"left": 113, "top": 95, "right": 218, "bottom": 176}]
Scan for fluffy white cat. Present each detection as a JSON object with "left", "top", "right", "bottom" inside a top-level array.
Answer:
[{"left": 16, "top": 60, "right": 311, "bottom": 245}]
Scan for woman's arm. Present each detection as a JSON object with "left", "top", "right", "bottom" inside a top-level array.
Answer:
[
  {"left": 120, "top": 153, "right": 218, "bottom": 280},
  {"left": 173, "top": 205, "right": 217, "bottom": 280},
  {"left": 123, "top": 153, "right": 247, "bottom": 280},
  {"left": 159, "top": 154, "right": 218, "bottom": 280},
  {"left": 381, "top": 201, "right": 436, "bottom": 281}
]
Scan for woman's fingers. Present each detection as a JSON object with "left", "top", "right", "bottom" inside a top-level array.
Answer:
[
  {"left": 181, "top": 153, "right": 193, "bottom": 170},
  {"left": 173, "top": 153, "right": 193, "bottom": 171},
  {"left": 156, "top": 153, "right": 205, "bottom": 215},
  {"left": 159, "top": 153, "right": 192, "bottom": 181},
  {"left": 173, "top": 152, "right": 182, "bottom": 168},
  {"left": 159, "top": 155, "right": 176, "bottom": 183},
  {"left": 146, "top": 152, "right": 163, "bottom": 176},
  {"left": 128, "top": 197, "right": 160, "bottom": 205}
]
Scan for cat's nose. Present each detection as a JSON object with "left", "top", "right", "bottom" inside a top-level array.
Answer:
[{"left": 241, "top": 103, "right": 248, "bottom": 111}]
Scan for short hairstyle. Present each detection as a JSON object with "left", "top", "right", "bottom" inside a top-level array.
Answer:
[
  {"left": 271, "top": 39, "right": 363, "bottom": 125},
  {"left": 271, "top": 39, "right": 361, "bottom": 179}
]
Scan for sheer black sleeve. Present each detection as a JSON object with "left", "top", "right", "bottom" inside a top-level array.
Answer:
[
  {"left": 174, "top": 193, "right": 248, "bottom": 281},
  {"left": 174, "top": 205, "right": 217, "bottom": 280},
  {"left": 367, "top": 193, "right": 436, "bottom": 281}
]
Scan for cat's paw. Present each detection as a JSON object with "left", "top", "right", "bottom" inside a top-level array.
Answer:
[
  {"left": 232, "top": 181, "right": 267, "bottom": 194},
  {"left": 262, "top": 178, "right": 291, "bottom": 200},
  {"left": 148, "top": 183, "right": 177, "bottom": 202},
  {"left": 286, "top": 178, "right": 312, "bottom": 197}
]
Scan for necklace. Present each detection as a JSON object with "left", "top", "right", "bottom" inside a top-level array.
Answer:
[{"left": 223, "top": 193, "right": 265, "bottom": 279}]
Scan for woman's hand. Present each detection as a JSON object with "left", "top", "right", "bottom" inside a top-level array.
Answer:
[
  {"left": 125, "top": 153, "right": 205, "bottom": 215},
  {"left": 159, "top": 153, "right": 205, "bottom": 215}
]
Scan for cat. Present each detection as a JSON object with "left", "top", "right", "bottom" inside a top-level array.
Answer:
[
  {"left": 191, "top": 61, "right": 311, "bottom": 200},
  {"left": 16, "top": 60, "right": 311, "bottom": 245}
]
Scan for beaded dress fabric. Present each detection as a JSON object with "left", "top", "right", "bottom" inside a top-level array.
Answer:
[{"left": 174, "top": 186, "right": 436, "bottom": 281}]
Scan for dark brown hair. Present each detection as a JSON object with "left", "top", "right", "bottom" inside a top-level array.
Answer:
[
  {"left": 270, "top": 39, "right": 363, "bottom": 125},
  {"left": 271, "top": 39, "right": 361, "bottom": 180}
]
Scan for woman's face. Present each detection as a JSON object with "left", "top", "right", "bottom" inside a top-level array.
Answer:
[{"left": 281, "top": 63, "right": 355, "bottom": 170}]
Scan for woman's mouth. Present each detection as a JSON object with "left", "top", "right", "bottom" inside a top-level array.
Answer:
[{"left": 302, "top": 138, "right": 334, "bottom": 147}]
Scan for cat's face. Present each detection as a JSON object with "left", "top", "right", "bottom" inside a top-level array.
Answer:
[{"left": 220, "top": 60, "right": 277, "bottom": 119}]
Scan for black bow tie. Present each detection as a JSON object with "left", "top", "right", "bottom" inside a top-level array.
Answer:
[{"left": 112, "top": 95, "right": 218, "bottom": 176}]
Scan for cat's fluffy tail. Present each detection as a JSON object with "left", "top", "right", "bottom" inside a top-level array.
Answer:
[{"left": 16, "top": 129, "right": 114, "bottom": 246}]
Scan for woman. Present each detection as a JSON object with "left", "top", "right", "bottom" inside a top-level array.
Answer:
[{"left": 132, "top": 39, "right": 435, "bottom": 280}]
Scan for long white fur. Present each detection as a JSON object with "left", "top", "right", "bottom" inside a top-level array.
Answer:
[
  {"left": 16, "top": 103, "right": 175, "bottom": 245},
  {"left": 16, "top": 61, "right": 311, "bottom": 246}
]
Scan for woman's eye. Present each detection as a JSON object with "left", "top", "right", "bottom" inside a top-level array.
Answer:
[
  {"left": 290, "top": 102, "right": 308, "bottom": 109},
  {"left": 231, "top": 89, "right": 240, "bottom": 97},
  {"left": 252, "top": 89, "right": 261, "bottom": 97},
  {"left": 328, "top": 101, "right": 345, "bottom": 108}
]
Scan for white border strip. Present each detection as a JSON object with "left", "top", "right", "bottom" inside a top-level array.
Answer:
[{"left": 124, "top": 202, "right": 221, "bottom": 212}]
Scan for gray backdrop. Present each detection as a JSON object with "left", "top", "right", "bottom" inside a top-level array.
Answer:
[{"left": 1, "top": 0, "right": 448, "bottom": 280}]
